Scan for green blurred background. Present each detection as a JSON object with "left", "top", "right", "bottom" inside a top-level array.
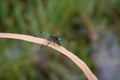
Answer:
[{"left": 0, "top": 0, "right": 120, "bottom": 80}]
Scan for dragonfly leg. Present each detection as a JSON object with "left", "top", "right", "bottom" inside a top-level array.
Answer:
[
  {"left": 46, "top": 38, "right": 53, "bottom": 46},
  {"left": 40, "top": 38, "right": 52, "bottom": 48}
]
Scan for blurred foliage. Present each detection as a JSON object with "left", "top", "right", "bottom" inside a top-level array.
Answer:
[{"left": 0, "top": 0, "right": 120, "bottom": 80}]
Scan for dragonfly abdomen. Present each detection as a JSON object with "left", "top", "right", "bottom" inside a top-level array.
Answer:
[{"left": 41, "top": 32, "right": 51, "bottom": 37}]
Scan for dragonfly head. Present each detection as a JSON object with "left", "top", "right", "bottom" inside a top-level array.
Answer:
[{"left": 58, "top": 37, "right": 62, "bottom": 42}]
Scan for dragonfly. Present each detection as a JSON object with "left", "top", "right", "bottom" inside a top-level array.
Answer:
[{"left": 41, "top": 32, "right": 62, "bottom": 47}]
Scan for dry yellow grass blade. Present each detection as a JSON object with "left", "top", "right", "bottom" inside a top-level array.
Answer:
[{"left": 0, "top": 33, "right": 98, "bottom": 80}]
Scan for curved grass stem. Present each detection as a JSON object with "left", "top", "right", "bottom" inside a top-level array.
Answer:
[{"left": 0, "top": 33, "right": 98, "bottom": 80}]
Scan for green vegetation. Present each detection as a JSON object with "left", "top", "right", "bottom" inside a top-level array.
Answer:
[{"left": 0, "top": 0, "right": 120, "bottom": 80}]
